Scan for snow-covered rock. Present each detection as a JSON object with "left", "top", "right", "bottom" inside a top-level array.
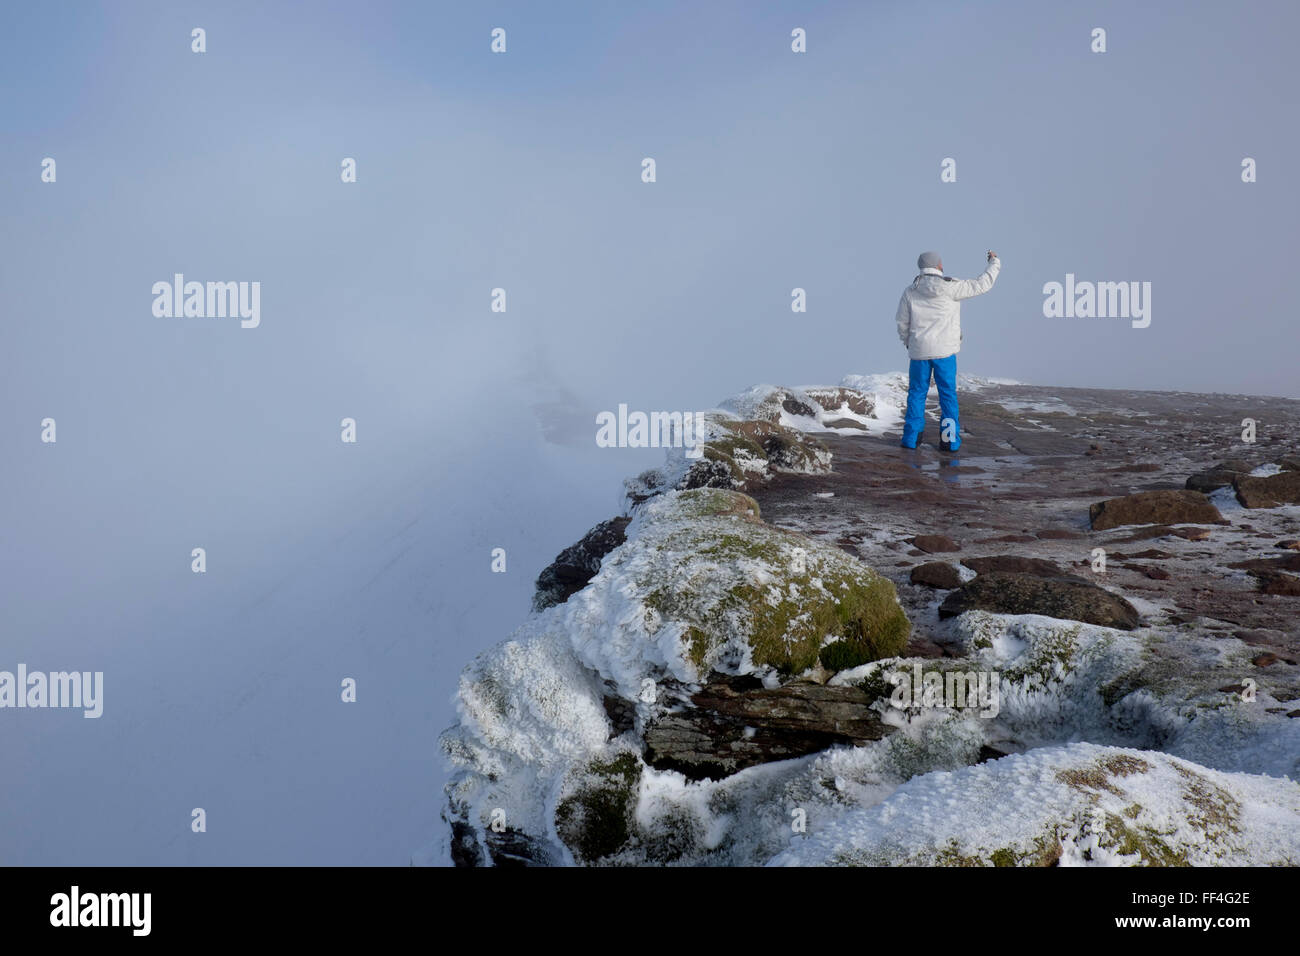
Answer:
[
  {"left": 770, "top": 743, "right": 1300, "bottom": 866},
  {"left": 440, "top": 485, "right": 912, "bottom": 865}
]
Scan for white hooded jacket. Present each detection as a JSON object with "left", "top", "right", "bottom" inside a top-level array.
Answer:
[{"left": 895, "top": 256, "right": 1000, "bottom": 360}]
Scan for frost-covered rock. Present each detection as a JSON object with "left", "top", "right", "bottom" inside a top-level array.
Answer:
[
  {"left": 625, "top": 410, "right": 832, "bottom": 502},
  {"left": 769, "top": 744, "right": 1300, "bottom": 866},
  {"left": 440, "top": 486, "right": 913, "bottom": 865},
  {"left": 624, "top": 382, "right": 895, "bottom": 503},
  {"left": 801, "top": 386, "right": 874, "bottom": 428},
  {"left": 698, "top": 417, "right": 831, "bottom": 486},
  {"left": 719, "top": 384, "right": 820, "bottom": 425},
  {"left": 937, "top": 610, "right": 1300, "bottom": 780},
  {"left": 719, "top": 384, "right": 875, "bottom": 432},
  {"left": 587, "top": 488, "right": 910, "bottom": 683},
  {"left": 440, "top": 630, "right": 612, "bottom": 866}
]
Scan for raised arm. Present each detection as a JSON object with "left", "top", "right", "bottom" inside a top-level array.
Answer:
[{"left": 949, "top": 252, "right": 1001, "bottom": 301}]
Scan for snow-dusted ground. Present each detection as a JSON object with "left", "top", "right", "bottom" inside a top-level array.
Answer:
[{"left": 438, "top": 375, "right": 1300, "bottom": 866}]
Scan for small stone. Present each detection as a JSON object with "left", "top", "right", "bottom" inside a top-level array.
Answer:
[
  {"left": 1235, "top": 471, "right": 1300, "bottom": 508},
  {"left": 910, "top": 562, "right": 963, "bottom": 589},
  {"left": 1185, "top": 459, "right": 1252, "bottom": 493},
  {"left": 781, "top": 396, "right": 818, "bottom": 418},
  {"left": 910, "top": 534, "right": 961, "bottom": 554}
]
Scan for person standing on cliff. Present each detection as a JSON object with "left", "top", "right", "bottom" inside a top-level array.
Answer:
[{"left": 895, "top": 250, "right": 1001, "bottom": 452}]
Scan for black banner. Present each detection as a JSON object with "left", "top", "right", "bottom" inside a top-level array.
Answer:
[{"left": 1, "top": 866, "right": 1283, "bottom": 942}]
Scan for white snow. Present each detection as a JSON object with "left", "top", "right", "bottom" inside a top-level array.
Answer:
[
  {"left": 994, "top": 398, "right": 1079, "bottom": 416},
  {"left": 836, "top": 371, "right": 1025, "bottom": 437},
  {"left": 1209, "top": 485, "right": 1244, "bottom": 513},
  {"left": 719, "top": 384, "right": 877, "bottom": 435},
  {"left": 769, "top": 743, "right": 1300, "bottom": 866}
]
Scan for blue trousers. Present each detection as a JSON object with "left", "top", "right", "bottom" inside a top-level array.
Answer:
[{"left": 901, "top": 355, "right": 960, "bottom": 449}]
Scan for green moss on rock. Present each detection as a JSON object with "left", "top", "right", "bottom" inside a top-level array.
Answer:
[
  {"left": 660, "top": 487, "right": 762, "bottom": 521},
  {"left": 855, "top": 667, "right": 897, "bottom": 705},
  {"left": 1088, "top": 810, "right": 1191, "bottom": 866},
  {"left": 554, "top": 753, "right": 642, "bottom": 864},
  {"left": 636, "top": 490, "right": 910, "bottom": 677},
  {"left": 696, "top": 417, "right": 831, "bottom": 488}
]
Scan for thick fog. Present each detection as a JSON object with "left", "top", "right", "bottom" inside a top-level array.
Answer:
[{"left": 2, "top": 0, "right": 1296, "bottom": 864}]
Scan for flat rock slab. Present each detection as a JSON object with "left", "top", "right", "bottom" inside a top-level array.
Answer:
[
  {"left": 938, "top": 571, "right": 1142, "bottom": 630},
  {"left": 643, "top": 675, "right": 893, "bottom": 782},
  {"left": 961, "top": 555, "right": 1072, "bottom": 578},
  {"left": 1108, "top": 524, "right": 1214, "bottom": 543},
  {"left": 1228, "top": 553, "right": 1300, "bottom": 573},
  {"left": 1089, "top": 489, "right": 1225, "bottom": 531}
]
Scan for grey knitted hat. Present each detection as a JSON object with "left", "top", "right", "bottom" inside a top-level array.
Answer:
[{"left": 917, "top": 251, "right": 943, "bottom": 271}]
